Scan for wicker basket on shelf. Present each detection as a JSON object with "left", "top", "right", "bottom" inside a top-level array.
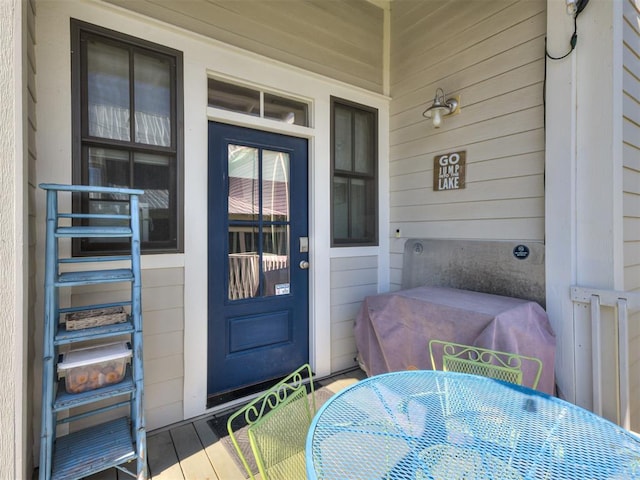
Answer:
[{"left": 65, "top": 306, "right": 127, "bottom": 330}]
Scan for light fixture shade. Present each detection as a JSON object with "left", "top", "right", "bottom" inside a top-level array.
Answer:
[
  {"left": 431, "top": 108, "right": 442, "bottom": 128},
  {"left": 422, "top": 88, "right": 459, "bottom": 128}
]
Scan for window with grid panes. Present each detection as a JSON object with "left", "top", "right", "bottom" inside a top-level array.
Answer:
[
  {"left": 331, "top": 97, "right": 378, "bottom": 246},
  {"left": 71, "top": 20, "right": 183, "bottom": 254}
]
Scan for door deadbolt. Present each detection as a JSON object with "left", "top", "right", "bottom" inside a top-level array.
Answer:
[{"left": 299, "top": 237, "right": 309, "bottom": 253}]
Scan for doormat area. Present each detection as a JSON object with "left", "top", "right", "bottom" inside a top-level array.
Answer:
[{"left": 207, "top": 385, "right": 334, "bottom": 478}]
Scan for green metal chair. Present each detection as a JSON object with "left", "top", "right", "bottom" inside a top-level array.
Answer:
[
  {"left": 428, "top": 340, "right": 543, "bottom": 389},
  {"left": 226, "top": 364, "right": 316, "bottom": 480}
]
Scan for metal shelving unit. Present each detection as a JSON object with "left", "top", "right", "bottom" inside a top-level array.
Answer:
[{"left": 39, "top": 184, "right": 146, "bottom": 480}]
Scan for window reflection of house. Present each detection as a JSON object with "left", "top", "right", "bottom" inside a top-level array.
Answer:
[{"left": 227, "top": 150, "right": 291, "bottom": 299}]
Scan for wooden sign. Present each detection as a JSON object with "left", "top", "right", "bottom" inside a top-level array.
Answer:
[{"left": 433, "top": 151, "right": 466, "bottom": 191}]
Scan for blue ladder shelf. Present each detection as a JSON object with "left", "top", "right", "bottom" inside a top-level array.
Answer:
[{"left": 39, "top": 184, "right": 147, "bottom": 480}]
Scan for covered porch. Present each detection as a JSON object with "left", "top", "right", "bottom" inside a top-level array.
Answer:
[
  {"left": 3, "top": 0, "right": 640, "bottom": 478},
  {"left": 80, "top": 368, "right": 367, "bottom": 480}
]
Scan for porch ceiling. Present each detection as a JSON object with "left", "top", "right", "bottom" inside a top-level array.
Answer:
[{"left": 102, "top": 0, "right": 385, "bottom": 93}]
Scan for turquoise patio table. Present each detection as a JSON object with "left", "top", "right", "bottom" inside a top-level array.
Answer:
[{"left": 306, "top": 370, "right": 640, "bottom": 479}]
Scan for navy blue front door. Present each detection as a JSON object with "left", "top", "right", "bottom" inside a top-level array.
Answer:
[{"left": 208, "top": 122, "right": 309, "bottom": 397}]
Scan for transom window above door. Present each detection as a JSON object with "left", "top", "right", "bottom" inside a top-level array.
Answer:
[
  {"left": 208, "top": 77, "right": 310, "bottom": 127},
  {"left": 71, "top": 19, "right": 183, "bottom": 255}
]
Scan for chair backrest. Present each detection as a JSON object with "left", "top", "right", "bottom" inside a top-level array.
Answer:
[
  {"left": 428, "top": 340, "right": 543, "bottom": 389},
  {"left": 226, "top": 364, "right": 316, "bottom": 480}
]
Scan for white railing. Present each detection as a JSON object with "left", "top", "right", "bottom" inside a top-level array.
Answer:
[
  {"left": 571, "top": 286, "right": 640, "bottom": 429},
  {"left": 228, "top": 254, "right": 288, "bottom": 300}
]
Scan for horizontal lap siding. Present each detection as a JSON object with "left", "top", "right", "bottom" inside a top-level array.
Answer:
[
  {"left": 104, "top": 0, "right": 384, "bottom": 93},
  {"left": 623, "top": 0, "right": 640, "bottom": 432},
  {"left": 330, "top": 256, "right": 378, "bottom": 372},
  {"left": 389, "top": 0, "right": 546, "bottom": 290},
  {"left": 68, "top": 267, "right": 185, "bottom": 431},
  {"left": 623, "top": 1, "right": 640, "bottom": 292}
]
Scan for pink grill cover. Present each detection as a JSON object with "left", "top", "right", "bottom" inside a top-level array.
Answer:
[{"left": 354, "top": 286, "right": 556, "bottom": 394}]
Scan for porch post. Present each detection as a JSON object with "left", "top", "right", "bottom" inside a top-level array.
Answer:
[
  {"left": 545, "top": 0, "right": 579, "bottom": 403},
  {"left": 545, "top": 0, "right": 624, "bottom": 414},
  {"left": 573, "top": 0, "right": 624, "bottom": 419},
  {"left": 0, "top": 0, "right": 29, "bottom": 478}
]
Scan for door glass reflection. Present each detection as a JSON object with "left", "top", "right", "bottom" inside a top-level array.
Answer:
[
  {"left": 262, "top": 150, "right": 290, "bottom": 297},
  {"left": 228, "top": 227, "right": 259, "bottom": 300},
  {"left": 262, "top": 150, "right": 290, "bottom": 222},
  {"left": 227, "top": 147, "right": 291, "bottom": 300},
  {"left": 228, "top": 145, "right": 259, "bottom": 220},
  {"left": 262, "top": 225, "right": 290, "bottom": 297}
]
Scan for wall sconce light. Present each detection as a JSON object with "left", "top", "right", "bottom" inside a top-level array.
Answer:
[{"left": 422, "top": 88, "right": 460, "bottom": 128}]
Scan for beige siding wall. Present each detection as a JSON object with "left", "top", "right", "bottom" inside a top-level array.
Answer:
[
  {"left": 624, "top": 0, "right": 640, "bottom": 292},
  {"left": 622, "top": 0, "right": 640, "bottom": 432},
  {"left": 330, "top": 256, "right": 378, "bottom": 372},
  {"left": 389, "top": 0, "right": 546, "bottom": 289},
  {"left": 105, "top": 0, "right": 384, "bottom": 94},
  {"left": 68, "top": 268, "right": 184, "bottom": 431}
]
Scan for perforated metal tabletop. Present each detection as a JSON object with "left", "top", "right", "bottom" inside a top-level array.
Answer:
[{"left": 306, "top": 371, "right": 640, "bottom": 479}]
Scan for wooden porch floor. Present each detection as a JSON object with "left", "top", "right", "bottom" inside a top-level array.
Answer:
[{"left": 84, "top": 368, "right": 367, "bottom": 480}]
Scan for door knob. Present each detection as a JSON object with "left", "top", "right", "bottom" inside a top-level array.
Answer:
[{"left": 299, "top": 260, "right": 310, "bottom": 270}]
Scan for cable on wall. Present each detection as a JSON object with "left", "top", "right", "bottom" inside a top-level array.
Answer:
[
  {"left": 542, "top": 0, "right": 590, "bottom": 128},
  {"left": 545, "top": 0, "right": 589, "bottom": 60}
]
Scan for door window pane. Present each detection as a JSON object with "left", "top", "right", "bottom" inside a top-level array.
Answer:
[
  {"left": 262, "top": 225, "right": 290, "bottom": 298},
  {"left": 87, "top": 40, "right": 130, "bottom": 141},
  {"left": 227, "top": 146, "right": 292, "bottom": 301},
  {"left": 229, "top": 227, "right": 258, "bottom": 255},
  {"left": 228, "top": 145, "right": 259, "bottom": 221},
  {"left": 262, "top": 150, "right": 290, "bottom": 222},
  {"left": 227, "top": 226, "right": 291, "bottom": 300},
  {"left": 134, "top": 53, "right": 171, "bottom": 146},
  {"left": 228, "top": 228, "right": 259, "bottom": 300}
]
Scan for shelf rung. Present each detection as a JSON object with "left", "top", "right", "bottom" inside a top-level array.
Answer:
[
  {"left": 59, "top": 256, "right": 132, "bottom": 264},
  {"left": 55, "top": 319, "right": 134, "bottom": 346},
  {"left": 55, "top": 226, "right": 132, "bottom": 238},
  {"left": 54, "top": 368, "right": 134, "bottom": 412},
  {"left": 56, "top": 269, "right": 134, "bottom": 286},
  {"left": 51, "top": 416, "right": 137, "bottom": 480},
  {"left": 57, "top": 400, "right": 132, "bottom": 425},
  {"left": 59, "top": 301, "right": 131, "bottom": 314},
  {"left": 39, "top": 183, "right": 144, "bottom": 195},
  {"left": 58, "top": 213, "right": 131, "bottom": 220}
]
